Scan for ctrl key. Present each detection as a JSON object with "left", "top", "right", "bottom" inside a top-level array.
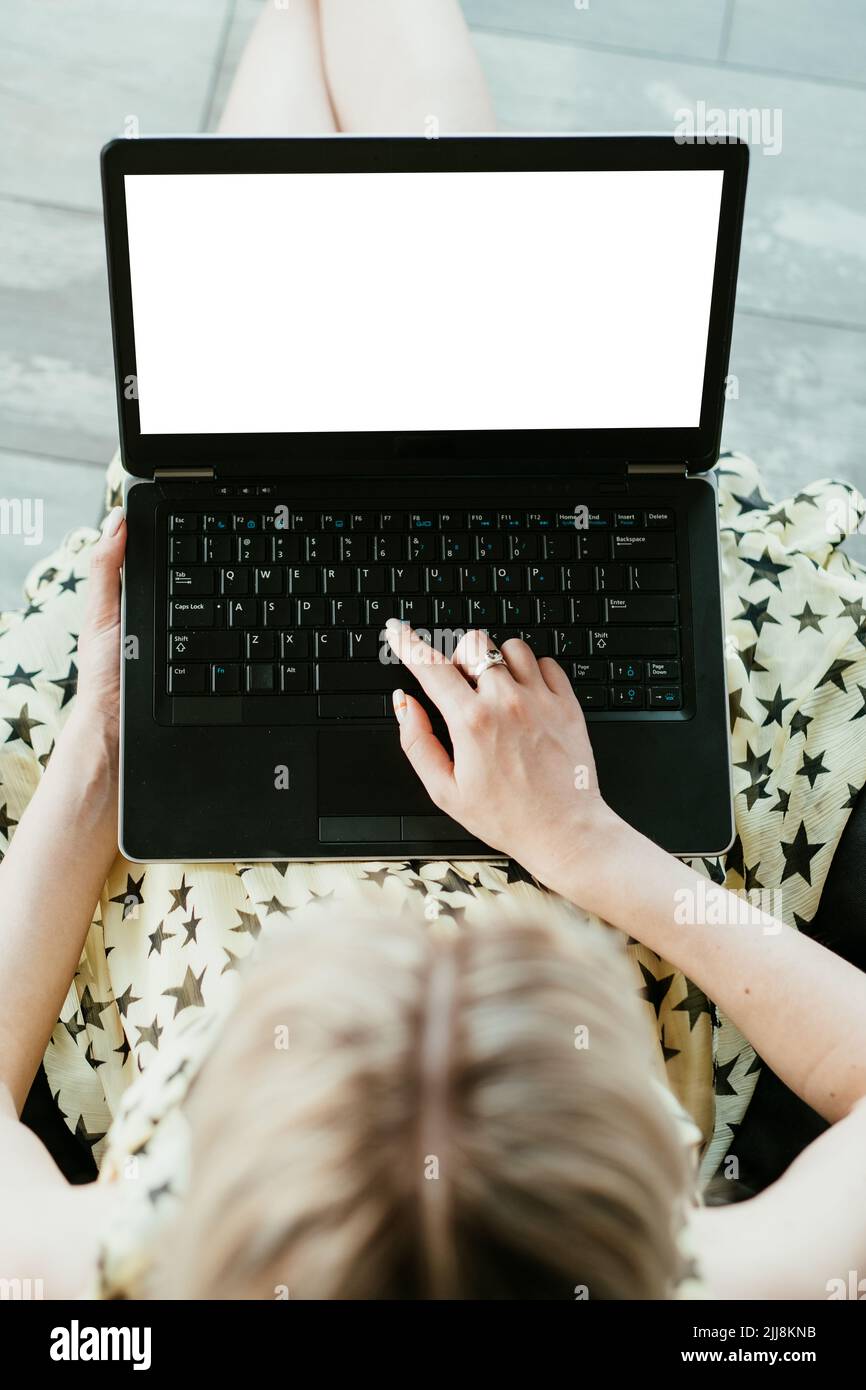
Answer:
[{"left": 167, "top": 664, "right": 206, "bottom": 694}]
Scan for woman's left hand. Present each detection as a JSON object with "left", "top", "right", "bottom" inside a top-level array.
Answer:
[{"left": 75, "top": 506, "right": 127, "bottom": 734}]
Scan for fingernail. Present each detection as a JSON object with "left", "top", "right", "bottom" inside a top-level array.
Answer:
[
  {"left": 102, "top": 506, "right": 124, "bottom": 537},
  {"left": 393, "top": 689, "right": 408, "bottom": 723}
]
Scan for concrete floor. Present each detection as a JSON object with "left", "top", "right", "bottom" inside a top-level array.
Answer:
[{"left": 1, "top": 0, "right": 864, "bottom": 606}]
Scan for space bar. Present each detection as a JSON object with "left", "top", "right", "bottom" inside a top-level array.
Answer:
[{"left": 317, "top": 663, "right": 405, "bottom": 693}]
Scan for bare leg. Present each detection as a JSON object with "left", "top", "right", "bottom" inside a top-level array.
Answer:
[
  {"left": 217, "top": 0, "right": 336, "bottom": 134},
  {"left": 318, "top": 0, "right": 496, "bottom": 133}
]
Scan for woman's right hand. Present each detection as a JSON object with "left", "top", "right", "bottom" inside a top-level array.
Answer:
[{"left": 385, "top": 621, "right": 630, "bottom": 898}]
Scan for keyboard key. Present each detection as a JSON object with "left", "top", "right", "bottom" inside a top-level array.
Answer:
[
  {"left": 474, "top": 534, "right": 504, "bottom": 561},
  {"left": 409, "top": 512, "right": 435, "bottom": 529},
  {"left": 441, "top": 534, "right": 470, "bottom": 561},
  {"left": 611, "top": 684, "right": 643, "bottom": 708},
  {"left": 611, "top": 660, "right": 643, "bottom": 682},
  {"left": 605, "top": 595, "right": 677, "bottom": 624},
  {"left": 408, "top": 535, "right": 435, "bottom": 561},
  {"left": 332, "top": 598, "right": 362, "bottom": 626},
  {"left": 588, "top": 628, "right": 678, "bottom": 657},
  {"left": 460, "top": 566, "right": 488, "bottom": 592},
  {"left": 297, "top": 598, "right": 328, "bottom": 626},
  {"left": 392, "top": 565, "right": 420, "bottom": 593},
  {"left": 339, "top": 535, "right": 368, "bottom": 563},
  {"left": 357, "top": 566, "right": 386, "bottom": 594},
  {"left": 272, "top": 534, "right": 302, "bottom": 563},
  {"left": 281, "top": 663, "right": 312, "bottom": 693},
  {"left": 348, "top": 630, "right": 380, "bottom": 660},
  {"left": 350, "top": 511, "right": 377, "bottom": 530},
  {"left": 316, "top": 631, "right": 346, "bottom": 660},
  {"left": 594, "top": 563, "right": 626, "bottom": 592},
  {"left": 288, "top": 567, "right": 317, "bottom": 595},
  {"left": 425, "top": 567, "right": 455, "bottom": 593},
  {"left": 400, "top": 597, "right": 430, "bottom": 625},
  {"left": 323, "top": 566, "right": 352, "bottom": 594},
  {"left": 245, "top": 664, "right": 276, "bottom": 694},
  {"left": 536, "top": 596, "right": 568, "bottom": 625},
  {"left": 170, "top": 513, "right": 199, "bottom": 531},
  {"left": 203, "top": 513, "right": 231, "bottom": 533},
  {"left": 502, "top": 597, "right": 531, "bottom": 625},
  {"left": 321, "top": 511, "right": 350, "bottom": 530},
  {"left": 280, "top": 631, "right": 310, "bottom": 659},
  {"left": 261, "top": 597, "right": 294, "bottom": 626},
  {"left": 167, "top": 664, "right": 207, "bottom": 695},
  {"left": 246, "top": 631, "right": 276, "bottom": 660},
  {"left": 170, "top": 536, "right": 199, "bottom": 564},
  {"left": 577, "top": 534, "right": 609, "bottom": 561},
  {"left": 170, "top": 600, "right": 218, "bottom": 627},
  {"left": 493, "top": 565, "right": 521, "bottom": 592},
  {"left": 561, "top": 564, "right": 592, "bottom": 593},
  {"left": 647, "top": 659, "right": 680, "bottom": 681},
  {"left": 498, "top": 511, "right": 524, "bottom": 529},
  {"left": 306, "top": 534, "right": 335, "bottom": 563},
  {"left": 615, "top": 510, "right": 643, "bottom": 528},
  {"left": 554, "top": 629, "right": 586, "bottom": 658},
  {"left": 466, "top": 597, "right": 496, "bottom": 626},
  {"left": 212, "top": 662, "right": 241, "bottom": 694},
  {"left": 379, "top": 511, "right": 403, "bottom": 531},
  {"left": 438, "top": 511, "right": 465, "bottom": 530},
  {"left": 526, "top": 511, "right": 554, "bottom": 529},
  {"left": 170, "top": 568, "right": 215, "bottom": 595},
  {"left": 227, "top": 599, "right": 256, "bottom": 627},
  {"left": 571, "top": 660, "right": 605, "bottom": 681},
  {"left": 612, "top": 532, "right": 675, "bottom": 561},
  {"left": 234, "top": 513, "right": 262, "bottom": 532},
  {"left": 508, "top": 533, "right": 538, "bottom": 561},
  {"left": 169, "top": 630, "right": 239, "bottom": 661},
  {"left": 374, "top": 535, "right": 402, "bottom": 562},
  {"left": 543, "top": 533, "right": 574, "bottom": 561},
  {"left": 366, "top": 598, "right": 398, "bottom": 626},
  {"left": 255, "top": 566, "right": 284, "bottom": 594},
  {"left": 318, "top": 694, "right": 387, "bottom": 719},
  {"left": 203, "top": 535, "right": 232, "bottom": 564},
  {"left": 468, "top": 511, "right": 495, "bottom": 529},
  {"left": 220, "top": 568, "right": 250, "bottom": 595},
  {"left": 646, "top": 509, "right": 674, "bottom": 528},
  {"left": 649, "top": 685, "right": 683, "bottom": 709},
  {"left": 570, "top": 596, "right": 601, "bottom": 624},
  {"left": 573, "top": 685, "right": 607, "bottom": 709},
  {"left": 630, "top": 563, "right": 676, "bottom": 592},
  {"left": 519, "top": 629, "right": 551, "bottom": 656},
  {"left": 527, "top": 565, "right": 556, "bottom": 592},
  {"left": 238, "top": 535, "right": 268, "bottom": 563}
]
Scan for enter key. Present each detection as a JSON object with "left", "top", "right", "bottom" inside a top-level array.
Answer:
[{"left": 605, "top": 594, "right": 677, "bottom": 623}]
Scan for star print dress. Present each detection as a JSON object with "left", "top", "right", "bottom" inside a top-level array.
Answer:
[{"left": 1, "top": 452, "right": 864, "bottom": 1295}]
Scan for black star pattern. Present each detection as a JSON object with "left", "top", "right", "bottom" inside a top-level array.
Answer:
[
  {"left": 850, "top": 687, "right": 866, "bottom": 722},
  {"left": 110, "top": 872, "right": 146, "bottom": 920},
  {"left": 135, "top": 1016, "right": 163, "bottom": 1051},
  {"left": 147, "top": 920, "right": 176, "bottom": 957},
  {"left": 780, "top": 821, "right": 825, "bottom": 886},
  {"left": 84, "top": 1040, "right": 105, "bottom": 1071},
  {"left": 789, "top": 708, "right": 813, "bottom": 739},
  {"left": 792, "top": 490, "right": 820, "bottom": 509},
  {"left": 637, "top": 962, "right": 675, "bottom": 1017},
  {"left": 742, "top": 548, "right": 790, "bottom": 590},
  {"left": 734, "top": 595, "right": 780, "bottom": 638},
  {"left": 758, "top": 684, "right": 794, "bottom": 729},
  {"left": 79, "top": 985, "right": 111, "bottom": 1031},
  {"left": 4, "top": 663, "right": 41, "bottom": 689},
  {"left": 728, "top": 687, "right": 747, "bottom": 731},
  {"left": 739, "top": 642, "right": 768, "bottom": 676},
  {"left": 506, "top": 860, "right": 537, "bottom": 886},
  {"left": 744, "top": 1051, "right": 762, "bottom": 1077},
  {"left": 660, "top": 1026, "right": 680, "bottom": 1063},
  {"left": 791, "top": 601, "right": 825, "bottom": 633},
  {"left": 838, "top": 594, "right": 866, "bottom": 627},
  {"left": 360, "top": 866, "right": 393, "bottom": 888},
  {"left": 114, "top": 983, "right": 141, "bottom": 1018},
  {"left": 114, "top": 1036, "right": 132, "bottom": 1066},
  {"left": 842, "top": 783, "right": 860, "bottom": 810},
  {"left": 64, "top": 1014, "right": 86, "bottom": 1041},
  {"left": 58, "top": 571, "right": 83, "bottom": 594},
  {"left": 162, "top": 964, "right": 207, "bottom": 1018},
  {"left": 770, "top": 787, "right": 791, "bottom": 817},
  {"left": 22, "top": 599, "right": 44, "bottom": 620},
  {"left": 168, "top": 873, "right": 192, "bottom": 914},
  {"left": 182, "top": 909, "right": 202, "bottom": 946},
  {"left": 743, "top": 861, "right": 763, "bottom": 892},
  {"left": 53, "top": 660, "right": 78, "bottom": 709},
  {"left": 817, "top": 658, "right": 855, "bottom": 694},
  {"left": 75, "top": 1116, "right": 107, "bottom": 1148},
  {"left": 732, "top": 486, "right": 769, "bottom": 514},
  {"left": 3, "top": 703, "right": 44, "bottom": 748},
  {"left": 725, "top": 834, "right": 744, "bottom": 881},
  {"left": 232, "top": 909, "right": 262, "bottom": 938},
  {"left": 700, "top": 857, "right": 726, "bottom": 886},
  {"left": 257, "top": 895, "right": 291, "bottom": 916},
  {"left": 713, "top": 1057, "right": 739, "bottom": 1097},
  {"left": 672, "top": 981, "right": 714, "bottom": 1032},
  {"left": 221, "top": 947, "right": 242, "bottom": 975},
  {"left": 305, "top": 889, "right": 336, "bottom": 909},
  {"left": 0, "top": 802, "right": 18, "bottom": 835},
  {"left": 52, "top": 1088, "right": 68, "bottom": 1123},
  {"left": 734, "top": 742, "right": 772, "bottom": 786},
  {"left": 38, "top": 565, "right": 58, "bottom": 586},
  {"left": 797, "top": 749, "right": 830, "bottom": 790},
  {"left": 766, "top": 505, "right": 792, "bottom": 528}
]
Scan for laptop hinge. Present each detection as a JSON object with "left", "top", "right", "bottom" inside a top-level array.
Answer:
[
  {"left": 153, "top": 467, "right": 214, "bottom": 480},
  {"left": 627, "top": 462, "right": 688, "bottom": 476}
]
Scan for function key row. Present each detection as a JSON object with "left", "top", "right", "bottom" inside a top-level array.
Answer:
[
  {"left": 170, "top": 507, "right": 674, "bottom": 534},
  {"left": 169, "top": 530, "right": 676, "bottom": 566}
]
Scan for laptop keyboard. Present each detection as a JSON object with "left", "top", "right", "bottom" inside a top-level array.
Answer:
[{"left": 164, "top": 504, "right": 683, "bottom": 719}]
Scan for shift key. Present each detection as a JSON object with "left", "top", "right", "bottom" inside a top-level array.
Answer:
[{"left": 588, "top": 627, "right": 678, "bottom": 657}]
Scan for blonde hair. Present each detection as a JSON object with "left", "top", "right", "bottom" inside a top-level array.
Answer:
[{"left": 161, "top": 906, "right": 691, "bottom": 1299}]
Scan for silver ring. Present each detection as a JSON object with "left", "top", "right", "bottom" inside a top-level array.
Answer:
[{"left": 471, "top": 649, "right": 507, "bottom": 683}]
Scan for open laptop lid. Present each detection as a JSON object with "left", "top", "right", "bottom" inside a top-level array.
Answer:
[{"left": 101, "top": 134, "right": 748, "bottom": 481}]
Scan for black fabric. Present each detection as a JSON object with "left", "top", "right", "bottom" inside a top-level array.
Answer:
[
  {"left": 21, "top": 1062, "right": 97, "bottom": 1184},
  {"left": 727, "top": 779, "right": 866, "bottom": 1194}
]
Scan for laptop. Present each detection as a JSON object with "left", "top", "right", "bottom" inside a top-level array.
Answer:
[{"left": 101, "top": 134, "right": 746, "bottom": 863}]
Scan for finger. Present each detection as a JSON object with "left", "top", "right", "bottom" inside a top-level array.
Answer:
[
  {"left": 451, "top": 628, "right": 512, "bottom": 693},
  {"left": 537, "top": 656, "right": 575, "bottom": 698},
  {"left": 85, "top": 508, "right": 126, "bottom": 635},
  {"left": 392, "top": 689, "right": 455, "bottom": 808},
  {"left": 499, "top": 636, "right": 545, "bottom": 685},
  {"left": 385, "top": 620, "right": 472, "bottom": 718}
]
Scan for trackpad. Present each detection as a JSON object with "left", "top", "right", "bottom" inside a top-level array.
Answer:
[{"left": 317, "top": 729, "right": 433, "bottom": 815}]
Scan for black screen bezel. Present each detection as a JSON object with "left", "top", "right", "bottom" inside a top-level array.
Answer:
[{"left": 101, "top": 133, "right": 748, "bottom": 479}]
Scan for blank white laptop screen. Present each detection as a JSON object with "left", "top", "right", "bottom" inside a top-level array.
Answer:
[{"left": 123, "top": 168, "right": 724, "bottom": 435}]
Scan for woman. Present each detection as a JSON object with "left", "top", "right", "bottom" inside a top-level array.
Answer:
[
  {"left": 1, "top": 510, "right": 866, "bottom": 1299},
  {"left": 2, "top": 0, "right": 866, "bottom": 1299}
]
